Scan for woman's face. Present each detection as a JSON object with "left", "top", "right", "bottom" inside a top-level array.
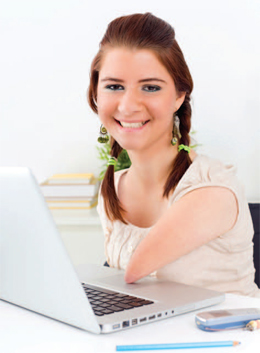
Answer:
[{"left": 96, "top": 47, "right": 185, "bottom": 152}]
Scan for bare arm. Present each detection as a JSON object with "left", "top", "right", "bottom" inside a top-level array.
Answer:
[{"left": 124, "top": 186, "right": 238, "bottom": 283}]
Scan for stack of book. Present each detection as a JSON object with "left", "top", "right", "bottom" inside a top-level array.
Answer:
[{"left": 40, "top": 173, "right": 100, "bottom": 210}]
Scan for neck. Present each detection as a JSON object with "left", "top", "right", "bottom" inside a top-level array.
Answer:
[{"left": 127, "top": 144, "right": 178, "bottom": 188}]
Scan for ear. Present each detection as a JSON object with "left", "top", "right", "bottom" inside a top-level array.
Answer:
[{"left": 175, "top": 92, "right": 186, "bottom": 112}]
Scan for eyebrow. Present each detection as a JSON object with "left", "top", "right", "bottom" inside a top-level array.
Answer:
[{"left": 100, "top": 77, "right": 166, "bottom": 84}]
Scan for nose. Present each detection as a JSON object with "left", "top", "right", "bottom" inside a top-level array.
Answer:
[{"left": 117, "top": 89, "right": 142, "bottom": 116}]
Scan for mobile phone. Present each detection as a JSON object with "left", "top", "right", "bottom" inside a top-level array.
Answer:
[{"left": 195, "top": 308, "right": 260, "bottom": 331}]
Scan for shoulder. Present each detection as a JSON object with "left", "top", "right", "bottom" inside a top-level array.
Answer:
[
  {"left": 171, "top": 153, "right": 243, "bottom": 227},
  {"left": 171, "top": 154, "right": 244, "bottom": 222},
  {"left": 192, "top": 154, "right": 237, "bottom": 181},
  {"left": 173, "top": 154, "right": 241, "bottom": 201}
]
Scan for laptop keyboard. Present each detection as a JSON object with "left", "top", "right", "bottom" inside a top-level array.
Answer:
[{"left": 82, "top": 283, "right": 154, "bottom": 316}]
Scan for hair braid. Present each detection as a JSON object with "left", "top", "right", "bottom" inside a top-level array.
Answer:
[
  {"left": 178, "top": 95, "right": 192, "bottom": 146},
  {"left": 163, "top": 95, "right": 192, "bottom": 197},
  {"left": 101, "top": 138, "right": 127, "bottom": 223}
]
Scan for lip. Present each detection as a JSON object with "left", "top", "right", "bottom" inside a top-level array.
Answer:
[
  {"left": 114, "top": 119, "right": 149, "bottom": 130},
  {"left": 117, "top": 120, "right": 147, "bottom": 123}
]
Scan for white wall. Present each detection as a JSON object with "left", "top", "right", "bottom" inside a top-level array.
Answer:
[{"left": 1, "top": 0, "right": 259, "bottom": 201}]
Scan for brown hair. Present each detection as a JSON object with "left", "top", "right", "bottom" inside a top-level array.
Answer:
[{"left": 88, "top": 13, "right": 193, "bottom": 223}]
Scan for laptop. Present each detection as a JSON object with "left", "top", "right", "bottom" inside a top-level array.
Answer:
[{"left": 0, "top": 167, "right": 225, "bottom": 334}]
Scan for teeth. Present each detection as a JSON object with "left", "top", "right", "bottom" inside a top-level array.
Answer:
[{"left": 120, "top": 121, "right": 146, "bottom": 128}]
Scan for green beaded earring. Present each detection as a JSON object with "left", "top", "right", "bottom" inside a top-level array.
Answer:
[
  {"left": 97, "top": 124, "right": 109, "bottom": 143},
  {"left": 171, "top": 115, "right": 181, "bottom": 146},
  {"left": 171, "top": 135, "right": 178, "bottom": 146}
]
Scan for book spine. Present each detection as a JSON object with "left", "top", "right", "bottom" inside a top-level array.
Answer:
[{"left": 40, "top": 184, "right": 99, "bottom": 198}]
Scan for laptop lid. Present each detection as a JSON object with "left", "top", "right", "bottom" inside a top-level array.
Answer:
[{"left": 0, "top": 167, "right": 100, "bottom": 334}]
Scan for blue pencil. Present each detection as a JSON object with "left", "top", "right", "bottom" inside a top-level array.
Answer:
[{"left": 116, "top": 341, "right": 240, "bottom": 351}]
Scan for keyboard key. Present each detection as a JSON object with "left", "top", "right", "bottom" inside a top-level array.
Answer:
[
  {"left": 110, "top": 300, "right": 121, "bottom": 305},
  {"left": 97, "top": 297, "right": 109, "bottom": 301},
  {"left": 114, "top": 293, "right": 129, "bottom": 298},
  {"left": 120, "top": 299, "right": 136, "bottom": 304},
  {"left": 104, "top": 294, "right": 118, "bottom": 299},
  {"left": 92, "top": 296, "right": 104, "bottom": 301},
  {"left": 110, "top": 296, "right": 125, "bottom": 302},
  {"left": 89, "top": 291, "right": 101, "bottom": 295},
  {"left": 128, "top": 301, "right": 144, "bottom": 307},
  {"left": 94, "top": 311, "right": 104, "bottom": 316},
  {"left": 110, "top": 305, "right": 125, "bottom": 312},
  {"left": 140, "top": 300, "right": 154, "bottom": 305},
  {"left": 131, "top": 297, "right": 145, "bottom": 302},
  {"left": 91, "top": 300, "right": 103, "bottom": 305},
  {"left": 124, "top": 296, "right": 137, "bottom": 300},
  {"left": 88, "top": 297, "right": 98, "bottom": 301},
  {"left": 99, "top": 308, "right": 114, "bottom": 315},
  {"left": 99, "top": 303, "right": 111, "bottom": 308},
  {"left": 98, "top": 298, "right": 111, "bottom": 303},
  {"left": 115, "top": 303, "right": 133, "bottom": 310}
]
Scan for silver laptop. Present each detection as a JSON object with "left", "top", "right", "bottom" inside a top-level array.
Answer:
[{"left": 0, "top": 167, "right": 225, "bottom": 334}]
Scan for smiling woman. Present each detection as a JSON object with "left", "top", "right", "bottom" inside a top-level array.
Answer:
[
  {"left": 89, "top": 13, "right": 193, "bottom": 223},
  {"left": 96, "top": 48, "right": 185, "bottom": 153},
  {"left": 87, "top": 13, "right": 260, "bottom": 297}
]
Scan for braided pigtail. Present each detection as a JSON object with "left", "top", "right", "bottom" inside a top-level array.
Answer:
[
  {"left": 164, "top": 95, "right": 192, "bottom": 197},
  {"left": 101, "top": 137, "right": 127, "bottom": 223}
]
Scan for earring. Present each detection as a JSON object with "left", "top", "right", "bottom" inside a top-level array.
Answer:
[
  {"left": 97, "top": 124, "right": 109, "bottom": 143},
  {"left": 171, "top": 115, "right": 181, "bottom": 146}
]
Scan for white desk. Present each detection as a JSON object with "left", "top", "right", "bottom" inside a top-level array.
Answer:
[{"left": 1, "top": 294, "right": 260, "bottom": 353}]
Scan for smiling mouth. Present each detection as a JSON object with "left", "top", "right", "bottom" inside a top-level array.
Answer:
[{"left": 116, "top": 120, "right": 149, "bottom": 128}]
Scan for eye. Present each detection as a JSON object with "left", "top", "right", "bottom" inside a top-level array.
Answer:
[
  {"left": 105, "top": 84, "right": 124, "bottom": 91},
  {"left": 143, "top": 85, "right": 161, "bottom": 92}
]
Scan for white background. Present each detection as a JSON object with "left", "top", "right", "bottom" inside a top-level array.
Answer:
[{"left": 1, "top": 0, "right": 259, "bottom": 201}]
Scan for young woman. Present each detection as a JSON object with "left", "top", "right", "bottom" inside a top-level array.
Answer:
[{"left": 88, "top": 13, "right": 259, "bottom": 297}]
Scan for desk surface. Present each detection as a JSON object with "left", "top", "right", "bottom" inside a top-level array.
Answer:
[{"left": 1, "top": 293, "right": 260, "bottom": 353}]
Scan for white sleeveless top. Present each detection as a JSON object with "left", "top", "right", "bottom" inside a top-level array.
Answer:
[{"left": 97, "top": 154, "right": 260, "bottom": 297}]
